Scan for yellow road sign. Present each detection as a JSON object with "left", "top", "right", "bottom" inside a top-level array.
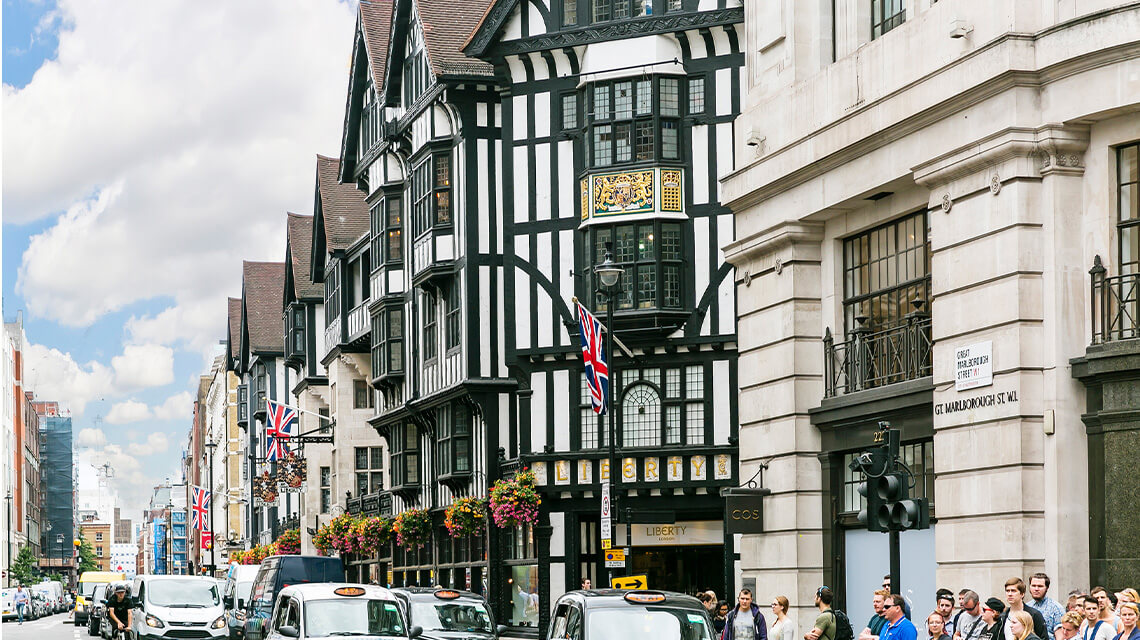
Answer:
[
  {"left": 610, "top": 575, "right": 648, "bottom": 590},
  {"left": 601, "top": 538, "right": 612, "bottom": 550}
]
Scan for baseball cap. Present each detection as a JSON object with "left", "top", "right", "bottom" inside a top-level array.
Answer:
[{"left": 984, "top": 597, "right": 1005, "bottom": 614}]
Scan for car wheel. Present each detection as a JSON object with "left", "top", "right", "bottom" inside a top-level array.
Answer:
[{"left": 89, "top": 619, "right": 99, "bottom": 635}]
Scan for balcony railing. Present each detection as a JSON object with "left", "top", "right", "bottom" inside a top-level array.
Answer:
[
  {"left": 1089, "top": 255, "right": 1140, "bottom": 344},
  {"left": 324, "top": 317, "right": 341, "bottom": 353},
  {"left": 347, "top": 302, "right": 369, "bottom": 343},
  {"left": 823, "top": 302, "right": 932, "bottom": 397}
]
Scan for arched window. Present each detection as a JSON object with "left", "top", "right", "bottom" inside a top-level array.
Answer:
[{"left": 622, "top": 384, "right": 661, "bottom": 447}]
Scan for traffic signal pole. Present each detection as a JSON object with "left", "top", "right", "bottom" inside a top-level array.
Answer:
[{"left": 889, "top": 530, "right": 900, "bottom": 600}]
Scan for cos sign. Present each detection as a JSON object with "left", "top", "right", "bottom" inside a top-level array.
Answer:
[{"left": 722, "top": 488, "right": 770, "bottom": 534}]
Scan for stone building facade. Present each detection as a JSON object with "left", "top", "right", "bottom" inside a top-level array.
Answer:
[{"left": 722, "top": 0, "right": 1140, "bottom": 628}]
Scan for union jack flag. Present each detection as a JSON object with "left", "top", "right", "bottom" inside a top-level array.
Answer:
[
  {"left": 265, "top": 399, "right": 297, "bottom": 462},
  {"left": 576, "top": 301, "right": 609, "bottom": 415},
  {"left": 190, "top": 486, "right": 210, "bottom": 531}
]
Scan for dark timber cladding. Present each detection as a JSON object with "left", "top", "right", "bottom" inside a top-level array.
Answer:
[{"left": 464, "top": 0, "right": 743, "bottom": 632}]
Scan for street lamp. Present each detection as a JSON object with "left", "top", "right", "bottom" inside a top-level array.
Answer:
[
  {"left": 5, "top": 492, "right": 13, "bottom": 588},
  {"left": 56, "top": 534, "right": 64, "bottom": 572},
  {"left": 593, "top": 247, "right": 624, "bottom": 584},
  {"left": 205, "top": 441, "right": 218, "bottom": 575}
]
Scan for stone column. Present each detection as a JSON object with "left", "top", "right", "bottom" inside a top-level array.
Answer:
[
  {"left": 724, "top": 220, "right": 825, "bottom": 634},
  {"left": 913, "top": 124, "right": 1091, "bottom": 593}
]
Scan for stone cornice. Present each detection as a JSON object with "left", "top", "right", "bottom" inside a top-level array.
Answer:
[
  {"left": 722, "top": 220, "right": 825, "bottom": 268},
  {"left": 912, "top": 123, "right": 1091, "bottom": 189}
]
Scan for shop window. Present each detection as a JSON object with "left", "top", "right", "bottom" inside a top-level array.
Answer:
[
  {"left": 589, "top": 221, "right": 683, "bottom": 312},
  {"left": 505, "top": 522, "right": 538, "bottom": 627},
  {"left": 1118, "top": 142, "right": 1140, "bottom": 274},
  {"left": 320, "top": 466, "right": 331, "bottom": 514},
  {"left": 355, "top": 447, "right": 385, "bottom": 496},
  {"left": 842, "top": 211, "right": 930, "bottom": 333},
  {"left": 871, "top": 0, "right": 905, "bottom": 39},
  {"left": 437, "top": 403, "right": 472, "bottom": 477},
  {"left": 587, "top": 77, "right": 682, "bottom": 167}
]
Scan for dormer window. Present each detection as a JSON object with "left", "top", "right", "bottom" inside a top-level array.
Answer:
[{"left": 402, "top": 20, "right": 430, "bottom": 107}]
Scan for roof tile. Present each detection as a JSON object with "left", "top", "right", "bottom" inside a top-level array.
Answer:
[
  {"left": 243, "top": 261, "right": 286, "bottom": 354},
  {"left": 418, "top": 0, "right": 496, "bottom": 77},
  {"left": 227, "top": 297, "right": 242, "bottom": 357},
  {"left": 316, "top": 155, "right": 370, "bottom": 250},
  {"left": 360, "top": 0, "right": 395, "bottom": 88},
  {"left": 286, "top": 213, "right": 323, "bottom": 300}
]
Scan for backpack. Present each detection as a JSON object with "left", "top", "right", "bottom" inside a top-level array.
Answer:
[{"left": 828, "top": 609, "right": 855, "bottom": 640}]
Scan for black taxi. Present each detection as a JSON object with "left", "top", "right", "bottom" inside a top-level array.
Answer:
[
  {"left": 390, "top": 588, "right": 502, "bottom": 640},
  {"left": 547, "top": 590, "right": 716, "bottom": 640}
]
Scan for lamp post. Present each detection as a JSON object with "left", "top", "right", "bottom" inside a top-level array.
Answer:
[
  {"left": 55, "top": 534, "right": 64, "bottom": 572},
  {"left": 205, "top": 441, "right": 217, "bottom": 576},
  {"left": 5, "top": 492, "right": 12, "bottom": 588},
  {"left": 594, "top": 247, "right": 624, "bottom": 584}
]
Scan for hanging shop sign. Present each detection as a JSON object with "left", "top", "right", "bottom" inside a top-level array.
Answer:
[
  {"left": 954, "top": 341, "right": 993, "bottom": 391},
  {"left": 722, "top": 488, "right": 770, "bottom": 535},
  {"left": 276, "top": 454, "right": 307, "bottom": 493},
  {"left": 253, "top": 471, "right": 279, "bottom": 506}
]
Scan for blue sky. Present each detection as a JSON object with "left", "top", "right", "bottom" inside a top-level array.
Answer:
[{"left": 3, "top": 0, "right": 357, "bottom": 518}]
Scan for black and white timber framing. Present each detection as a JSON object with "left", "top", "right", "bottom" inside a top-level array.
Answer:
[{"left": 464, "top": 0, "right": 744, "bottom": 631}]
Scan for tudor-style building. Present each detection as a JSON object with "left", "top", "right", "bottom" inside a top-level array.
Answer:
[
  {"left": 224, "top": 298, "right": 250, "bottom": 552},
  {"left": 232, "top": 261, "right": 302, "bottom": 546},
  {"left": 335, "top": 0, "right": 514, "bottom": 593},
  {"left": 282, "top": 212, "right": 335, "bottom": 555},
  {"left": 463, "top": 0, "right": 744, "bottom": 629}
]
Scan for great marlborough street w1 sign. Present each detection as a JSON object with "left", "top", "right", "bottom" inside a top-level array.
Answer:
[{"left": 955, "top": 341, "right": 993, "bottom": 391}]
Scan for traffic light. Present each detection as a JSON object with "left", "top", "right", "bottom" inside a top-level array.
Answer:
[
  {"left": 875, "top": 471, "right": 931, "bottom": 531},
  {"left": 857, "top": 476, "right": 885, "bottom": 532}
]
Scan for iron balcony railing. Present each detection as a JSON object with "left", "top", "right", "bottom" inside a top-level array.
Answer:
[
  {"left": 823, "top": 301, "right": 932, "bottom": 397},
  {"left": 1089, "top": 255, "right": 1140, "bottom": 344}
]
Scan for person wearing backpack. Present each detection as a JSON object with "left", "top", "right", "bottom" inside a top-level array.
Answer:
[
  {"left": 722, "top": 588, "right": 769, "bottom": 640},
  {"left": 806, "top": 586, "right": 855, "bottom": 640}
]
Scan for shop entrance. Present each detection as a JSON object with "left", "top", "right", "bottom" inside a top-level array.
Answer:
[{"left": 630, "top": 546, "right": 722, "bottom": 595}]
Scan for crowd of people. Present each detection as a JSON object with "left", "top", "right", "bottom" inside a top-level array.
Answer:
[{"left": 690, "top": 574, "right": 1139, "bottom": 640}]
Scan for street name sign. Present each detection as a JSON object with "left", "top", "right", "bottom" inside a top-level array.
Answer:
[
  {"left": 610, "top": 575, "right": 648, "bottom": 590},
  {"left": 954, "top": 341, "right": 993, "bottom": 391}
]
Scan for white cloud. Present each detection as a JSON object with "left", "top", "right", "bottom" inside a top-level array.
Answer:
[
  {"left": 77, "top": 445, "right": 156, "bottom": 523},
  {"left": 127, "top": 432, "right": 170, "bottom": 457},
  {"left": 105, "top": 400, "right": 152, "bottom": 424},
  {"left": 111, "top": 344, "right": 175, "bottom": 391},
  {"left": 76, "top": 427, "right": 108, "bottom": 449},
  {"left": 7, "top": 0, "right": 357, "bottom": 362},
  {"left": 152, "top": 391, "right": 193, "bottom": 421},
  {"left": 23, "top": 342, "right": 115, "bottom": 417}
]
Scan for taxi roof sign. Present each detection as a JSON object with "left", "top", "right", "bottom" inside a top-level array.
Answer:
[
  {"left": 623, "top": 592, "right": 665, "bottom": 603},
  {"left": 434, "top": 590, "right": 461, "bottom": 599},
  {"left": 334, "top": 587, "right": 366, "bottom": 597}
]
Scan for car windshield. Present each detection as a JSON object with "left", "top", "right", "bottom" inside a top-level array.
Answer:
[
  {"left": 148, "top": 580, "right": 220, "bottom": 608},
  {"left": 586, "top": 608, "right": 715, "bottom": 640},
  {"left": 83, "top": 582, "right": 109, "bottom": 598},
  {"left": 303, "top": 598, "right": 405, "bottom": 637},
  {"left": 410, "top": 601, "right": 494, "bottom": 633}
]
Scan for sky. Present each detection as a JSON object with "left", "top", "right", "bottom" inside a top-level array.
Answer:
[{"left": 2, "top": 0, "right": 358, "bottom": 522}]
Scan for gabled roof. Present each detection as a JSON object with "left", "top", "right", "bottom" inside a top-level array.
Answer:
[
  {"left": 315, "top": 155, "right": 369, "bottom": 251},
  {"left": 226, "top": 297, "right": 242, "bottom": 368},
  {"left": 461, "top": 0, "right": 516, "bottom": 57},
  {"left": 360, "top": 0, "right": 394, "bottom": 88},
  {"left": 285, "top": 213, "right": 323, "bottom": 302},
  {"left": 241, "top": 261, "right": 286, "bottom": 355},
  {"left": 417, "top": 0, "right": 495, "bottom": 77}
]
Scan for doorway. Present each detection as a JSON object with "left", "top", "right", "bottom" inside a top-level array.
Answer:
[{"left": 631, "top": 546, "right": 722, "bottom": 595}]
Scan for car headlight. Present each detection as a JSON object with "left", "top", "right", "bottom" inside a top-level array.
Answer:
[
  {"left": 212, "top": 616, "right": 227, "bottom": 629},
  {"left": 146, "top": 614, "right": 166, "bottom": 628}
]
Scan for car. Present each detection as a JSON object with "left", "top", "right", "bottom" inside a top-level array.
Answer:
[
  {"left": 88, "top": 584, "right": 110, "bottom": 636},
  {"left": 30, "top": 591, "right": 49, "bottom": 620},
  {"left": 242, "top": 556, "right": 344, "bottom": 640},
  {"left": 130, "top": 575, "right": 228, "bottom": 640},
  {"left": 260, "top": 584, "right": 412, "bottom": 640},
  {"left": 391, "top": 588, "right": 502, "bottom": 639},
  {"left": 546, "top": 590, "right": 717, "bottom": 640},
  {"left": 222, "top": 565, "right": 261, "bottom": 640}
]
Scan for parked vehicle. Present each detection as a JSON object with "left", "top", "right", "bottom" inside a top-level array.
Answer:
[
  {"left": 130, "top": 575, "right": 227, "bottom": 640},
  {"left": 222, "top": 565, "right": 261, "bottom": 640},
  {"left": 392, "top": 588, "right": 501, "bottom": 640},
  {"left": 35, "top": 581, "right": 66, "bottom": 613},
  {"left": 1, "top": 588, "right": 17, "bottom": 622},
  {"left": 260, "top": 584, "right": 412, "bottom": 640},
  {"left": 88, "top": 584, "right": 110, "bottom": 636},
  {"left": 30, "top": 590, "right": 49, "bottom": 619},
  {"left": 546, "top": 590, "right": 716, "bottom": 640},
  {"left": 77, "top": 571, "right": 127, "bottom": 626},
  {"left": 242, "top": 556, "right": 344, "bottom": 640}
]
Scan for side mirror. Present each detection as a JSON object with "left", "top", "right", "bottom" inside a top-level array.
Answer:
[
  {"left": 410, "top": 626, "right": 424, "bottom": 639},
  {"left": 224, "top": 596, "right": 233, "bottom": 608},
  {"left": 496, "top": 624, "right": 509, "bottom": 636},
  {"left": 279, "top": 625, "right": 300, "bottom": 638},
  {"left": 237, "top": 599, "right": 246, "bottom": 610}
]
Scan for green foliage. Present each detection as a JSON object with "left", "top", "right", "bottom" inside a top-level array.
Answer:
[
  {"left": 11, "top": 545, "right": 41, "bottom": 585},
  {"left": 77, "top": 533, "right": 99, "bottom": 573}
]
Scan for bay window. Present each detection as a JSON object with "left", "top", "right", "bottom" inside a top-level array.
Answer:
[
  {"left": 371, "top": 196, "right": 403, "bottom": 267},
  {"left": 588, "top": 77, "right": 681, "bottom": 167},
  {"left": 390, "top": 423, "right": 420, "bottom": 490},
  {"left": 589, "top": 221, "right": 683, "bottom": 311},
  {"left": 371, "top": 306, "right": 405, "bottom": 381},
  {"left": 437, "top": 403, "right": 472, "bottom": 478},
  {"left": 411, "top": 153, "right": 452, "bottom": 237}
]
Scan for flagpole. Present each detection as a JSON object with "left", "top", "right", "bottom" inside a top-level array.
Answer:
[{"left": 570, "top": 297, "right": 635, "bottom": 359}]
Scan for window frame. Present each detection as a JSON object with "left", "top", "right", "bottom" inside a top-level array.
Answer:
[
  {"left": 324, "top": 259, "right": 342, "bottom": 325},
  {"left": 411, "top": 152, "right": 453, "bottom": 238},
  {"left": 390, "top": 423, "right": 420, "bottom": 489},
  {"left": 587, "top": 77, "right": 683, "bottom": 168},
  {"left": 871, "top": 0, "right": 906, "bottom": 39},
  {"left": 579, "top": 365, "right": 706, "bottom": 449},
  {"left": 237, "top": 384, "right": 249, "bottom": 423},
  {"left": 371, "top": 195, "right": 404, "bottom": 268},
  {"left": 1117, "top": 142, "right": 1140, "bottom": 274},
  {"left": 437, "top": 403, "right": 472, "bottom": 478},
  {"left": 285, "top": 303, "right": 305, "bottom": 361},
  {"left": 319, "top": 466, "right": 331, "bottom": 514},
  {"left": 587, "top": 220, "right": 685, "bottom": 313},
  {"left": 354, "top": 446, "right": 384, "bottom": 496},
  {"left": 423, "top": 291, "right": 439, "bottom": 362},
  {"left": 841, "top": 210, "right": 931, "bottom": 335},
  {"left": 371, "top": 306, "right": 406, "bottom": 380},
  {"left": 445, "top": 279, "right": 461, "bottom": 352},
  {"left": 353, "top": 379, "right": 373, "bottom": 410}
]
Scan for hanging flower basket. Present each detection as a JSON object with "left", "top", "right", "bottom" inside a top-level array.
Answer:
[
  {"left": 313, "top": 523, "right": 334, "bottom": 556},
  {"left": 274, "top": 529, "right": 300, "bottom": 555},
  {"left": 489, "top": 469, "right": 540, "bottom": 529},
  {"left": 327, "top": 513, "right": 361, "bottom": 555},
  {"left": 393, "top": 509, "right": 432, "bottom": 550},
  {"left": 444, "top": 496, "right": 488, "bottom": 538},
  {"left": 358, "top": 517, "right": 394, "bottom": 554}
]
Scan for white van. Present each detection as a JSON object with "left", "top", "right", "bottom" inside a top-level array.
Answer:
[
  {"left": 131, "top": 576, "right": 228, "bottom": 640},
  {"left": 1, "top": 588, "right": 17, "bottom": 621}
]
